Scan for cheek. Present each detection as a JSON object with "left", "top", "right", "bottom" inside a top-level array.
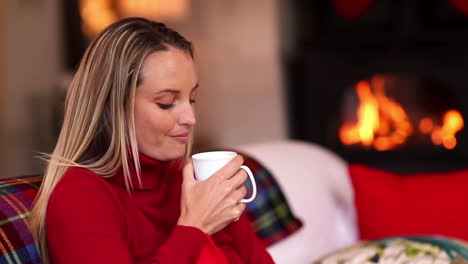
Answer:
[
  {"left": 135, "top": 108, "right": 176, "bottom": 142},
  {"left": 149, "top": 114, "right": 174, "bottom": 136}
]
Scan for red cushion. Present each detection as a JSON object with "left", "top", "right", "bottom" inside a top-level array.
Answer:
[{"left": 349, "top": 164, "right": 468, "bottom": 241}]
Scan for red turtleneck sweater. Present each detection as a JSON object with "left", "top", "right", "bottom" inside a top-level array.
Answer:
[{"left": 46, "top": 154, "right": 274, "bottom": 263}]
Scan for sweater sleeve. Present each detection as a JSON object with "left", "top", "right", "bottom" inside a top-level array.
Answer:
[
  {"left": 215, "top": 214, "right": 275, "bottom": 263},
  {"left": 46, "top": 172, "right": 207, "bottom": 264}
]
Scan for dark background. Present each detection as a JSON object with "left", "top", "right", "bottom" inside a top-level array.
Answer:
[{"left": 285, "top": 0, "right": 468, "bottom": 172}]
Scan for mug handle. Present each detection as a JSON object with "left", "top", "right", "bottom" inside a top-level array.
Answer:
[{"left": 239, "top": 165, "right": 257, "bottom": 203}]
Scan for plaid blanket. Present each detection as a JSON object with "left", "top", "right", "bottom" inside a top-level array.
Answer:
[
  {"left": 242, "top": 154, "right": 303, "bottom": 247},
  {"left": 0, "top": 176, "right": 41, "bottom": 264}
]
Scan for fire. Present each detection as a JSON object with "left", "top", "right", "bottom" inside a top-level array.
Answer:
[
  {"left": 340, "top": 76, "right": 413, "bottom": 151},
  {"left": 423, "top": 110, "right": 464, "bottom": 150},
  {"left": 339, "top": 75, "right": 464, "bottom": 150}
]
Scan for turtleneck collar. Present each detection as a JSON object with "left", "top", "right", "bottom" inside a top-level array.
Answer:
[{"left": 109, "top": 153, "right": 182, "bottom": 191}]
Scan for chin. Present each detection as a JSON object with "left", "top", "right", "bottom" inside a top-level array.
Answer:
[
  {"left": 158, "top": 147, "right": 187, "bottom": 161},
  {"left": 142, "top": 142, "right": 187, "bottom": 161},
  {"left": 167, "top": 152, "right": 186, "bottom": 160}
]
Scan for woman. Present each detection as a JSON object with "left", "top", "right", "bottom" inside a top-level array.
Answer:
[{"left": 30, "top": 17, "right": 274, "bottom": 264}]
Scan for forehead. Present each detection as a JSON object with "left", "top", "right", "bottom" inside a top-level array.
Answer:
[{"left": 139, "top": 47, "right": 197, "bottom": 93}]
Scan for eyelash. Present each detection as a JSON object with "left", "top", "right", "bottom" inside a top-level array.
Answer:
[
  {"left": 157, "top": 103, "right": 174, "bottom": 110},
  {"left": 157, "top": 99, "right": 196, "bottom": 110}
]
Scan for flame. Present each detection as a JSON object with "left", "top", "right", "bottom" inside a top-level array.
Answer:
[
  {"left": 339, "top": 75, "right": 464, "bottom": 150},
  {"left": 429, "top": 110, "right": 464, "bottom": 149},
  {"left": 419, "top": 118, "right": 434, "bottom": 134},
  {"left": 339, "top": 75, "right": 413, "bottom": 150}
]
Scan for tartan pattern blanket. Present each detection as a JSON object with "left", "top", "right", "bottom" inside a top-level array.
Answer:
[
  {"left": 242, "top": 155, "right": 303, "bottom": 247},
  {"left": 0, "top": 176, "right": 41, "bottom": 264}
]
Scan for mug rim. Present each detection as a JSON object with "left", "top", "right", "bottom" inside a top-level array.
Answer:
[{"left": 191, "top": 151, "right": 237, "bottom": 160}]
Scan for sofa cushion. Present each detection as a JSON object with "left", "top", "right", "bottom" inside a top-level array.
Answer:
[
  {"left": 349, "top": 164, "right": 468, "bottom": 242},
  {"left": 0, "top": 176, "right": 42, "bottom": 264},
  {"left": 241, "top": 154, "right": 303, "bottom": 247}
]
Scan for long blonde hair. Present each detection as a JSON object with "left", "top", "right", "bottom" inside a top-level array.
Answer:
[{"left": 29, "top": 17, "right": 194, "bottom": 263}]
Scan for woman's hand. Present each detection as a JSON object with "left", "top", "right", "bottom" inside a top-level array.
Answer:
[{"left": 177, "top": 155, "right": 248, "bottom": 235}]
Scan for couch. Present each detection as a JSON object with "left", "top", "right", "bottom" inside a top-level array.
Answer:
[
  {"left": 236, "top": 140, "right": 359, "bottom": 263},
  {"left": 236, "top": 140, "right": 468, "bottom": 263}
]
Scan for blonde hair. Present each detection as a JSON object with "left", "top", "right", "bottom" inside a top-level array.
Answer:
[{"left": 29, "top": 17, "right": 194, "bottom": 263}]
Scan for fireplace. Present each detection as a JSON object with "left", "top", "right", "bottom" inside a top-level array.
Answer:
[
  {"left": 339, "top": 74, "right": 463, "bottom": 151},
  {"left": 285, "top": 0, "right": 468, "bottom": 172}
]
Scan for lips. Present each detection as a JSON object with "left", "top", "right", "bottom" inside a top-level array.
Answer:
[
  {"left": 172, "top": 132, "right": 189, "bottom": 137},
  {"left": 171, "top": 132, "right": 189, "bottom": 143}
]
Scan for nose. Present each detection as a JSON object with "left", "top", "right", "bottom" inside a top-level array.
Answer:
[{"left": 179, "top": 104, "right": 196, "bottom": 127}]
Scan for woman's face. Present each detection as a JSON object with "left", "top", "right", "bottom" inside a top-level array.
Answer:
[{"left": 134, "top": 47, "right": 198, "bottom": 161}]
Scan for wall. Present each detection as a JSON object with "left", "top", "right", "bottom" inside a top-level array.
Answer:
[
  {"left": 2, "top": 0, "right": 62, "bottom": 177},
  {"left": 178, "top": 0, "right": 288, "bottom": 150},
  {"left": 0, "top": 0, "right": 287, "bottom": 177},
  {"left": 0, "top": 0, "right": 4, "bottom": 174}
]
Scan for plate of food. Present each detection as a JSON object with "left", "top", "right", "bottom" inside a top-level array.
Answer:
[{"left": 314, "top": 236, "right": 468, "bottom": 264}]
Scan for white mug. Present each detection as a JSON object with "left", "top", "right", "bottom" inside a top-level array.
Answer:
[{"left": 191, "top": 151, "right": 257, "bottom": 203}]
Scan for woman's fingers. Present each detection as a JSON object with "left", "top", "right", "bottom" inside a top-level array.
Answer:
[
  {"left": 226, "top": 168, "right": 248, "bottom": 193},
  {"left": 178, "top": 155, "right": 251, "bottom": 234},
  {"left": 223, "top": 185, "right": 247, "bottom": 208},
  {"left": 211, "top": 155, "right": 244, "bottom": 181},
  {"left": 231, "top": 202, "right": 246, "bottom": 219},
  {"left": 213, "top": 170, "right": 248, "bottom": 205},
  {"left": 233, "top": 184, "right": 248, "bottom": 201}
]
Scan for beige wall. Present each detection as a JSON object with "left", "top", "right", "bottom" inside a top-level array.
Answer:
[
  {"left": 2, "top": 0, "right": 62, "bottom": 177},
  {"left": 1, "top": 0, "right": 287, "bottom": 177},
  {"left": 0, "top": 1, "right": 4, "bottom": 174},
  {"left": 176, "top": 0, "right": 288, "bottom": 150}
]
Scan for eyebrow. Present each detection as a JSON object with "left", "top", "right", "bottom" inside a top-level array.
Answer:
[
  {"left": 155, "top": 83, "right": 199, "bottom": 95},
  {"left": 156, "top": 89, "right": 180, "bottom": 95}
]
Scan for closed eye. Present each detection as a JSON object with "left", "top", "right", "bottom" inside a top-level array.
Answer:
[{"left": 157, "top": 103, "right": 174, "bottom": 110}]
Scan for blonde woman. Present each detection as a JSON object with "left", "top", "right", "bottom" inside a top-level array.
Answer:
[{"left": 30, "top": 17, "right": 273, "bottom": 264}]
